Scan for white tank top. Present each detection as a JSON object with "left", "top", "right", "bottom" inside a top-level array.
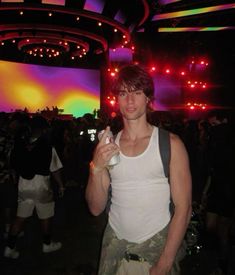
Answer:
[{"left": 109, "top": 126, "right": 171, "bottom": 243}]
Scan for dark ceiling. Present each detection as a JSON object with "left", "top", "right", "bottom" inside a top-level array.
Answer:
[
  {"left": 0, "top": 0, "right": 149, "bottom": 68},
  {"left": 0, "top": 0, "right": 235, "bottom": 69}
]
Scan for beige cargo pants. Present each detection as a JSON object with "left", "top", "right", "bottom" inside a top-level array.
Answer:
[
  {"left": 98, "top": 223, "right": 185, "bottom": 275},
  {"left": 116, "top": 259, "right": 152, "bottom": 275}
]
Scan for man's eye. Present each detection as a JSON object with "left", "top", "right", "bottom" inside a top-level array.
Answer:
[{"left": 119, "top": 92, "right": 126, "bottom": 97}]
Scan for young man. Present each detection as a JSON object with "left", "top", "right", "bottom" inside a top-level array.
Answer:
[{"left": 86, "top": 65, "right": 192, "bottom": 275}]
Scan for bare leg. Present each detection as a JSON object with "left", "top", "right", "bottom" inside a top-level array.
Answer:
[
  {"left": 7, "top": 216, "right": 25, "bottom": 248},
  {"left": 10, "top": 216, "right": 25, "bottom": 236},
  {"left": 40, "top": 218, "right": 52, "bottom": 244},
  {"left": 40, "top": 217, "right": 62, "bottom": 252}
]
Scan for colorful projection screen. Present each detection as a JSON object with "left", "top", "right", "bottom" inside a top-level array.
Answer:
[{"left": 0, "top": 60, "right": 100, "bottom": 118}]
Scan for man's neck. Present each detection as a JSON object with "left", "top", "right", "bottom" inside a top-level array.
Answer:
[{"left": 122, "top": 119, "right": 152, "bottom": 141}]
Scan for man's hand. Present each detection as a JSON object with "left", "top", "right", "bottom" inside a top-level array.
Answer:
[
  {"left": 91, "top": 126, "right": 119, "bottom": 172},
  {"left": 149, "top": 257, "right": 172, "bottom": 275}
]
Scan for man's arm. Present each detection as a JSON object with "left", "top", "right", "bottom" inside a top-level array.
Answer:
[
  {"left": 150, "top": 133, "right": 192, "bottom": 275},
  {"left": 50, "top": 148, "right": 65, "bottom": 197},
  {"left": 86, "top": 127, "right": 120, "bottom": 216},
  {"left": 51, "top": 168, "right": 65, "bottom": 197}
]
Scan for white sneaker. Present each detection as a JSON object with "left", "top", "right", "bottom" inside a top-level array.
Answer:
[
  {"left": 42, "top": 242, "right": 62, "bottom": 253},
  {"left": 4, "top": 246, "right": 19, "bottom": 259}
]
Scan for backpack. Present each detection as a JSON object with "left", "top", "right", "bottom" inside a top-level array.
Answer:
[{"left": 158, "top": 127, "right": 171, "bottom": 178}]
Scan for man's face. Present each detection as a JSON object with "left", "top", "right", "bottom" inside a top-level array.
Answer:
[{"left": 117, "top": 88, "right": 149, "bottom": 121}]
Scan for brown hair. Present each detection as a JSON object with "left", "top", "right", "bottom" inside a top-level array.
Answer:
[{"left": 112, "top": 64, "right": 154, "bottom": 101}]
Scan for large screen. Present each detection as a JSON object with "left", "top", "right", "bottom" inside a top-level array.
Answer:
[{"left": 0, "top": 60, "right": 100, "bottom": 118}]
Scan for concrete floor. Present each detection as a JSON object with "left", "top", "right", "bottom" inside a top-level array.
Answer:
[{"left": 1, "top": 186, "right": 234, "bottom": 275}]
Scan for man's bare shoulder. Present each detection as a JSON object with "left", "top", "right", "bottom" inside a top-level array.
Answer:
[
  {"left": 169, "top": 132, "right": 187, "bottom": 155},
  {"left": 169, "top": 132, "right": 181, "bottom": 144}
]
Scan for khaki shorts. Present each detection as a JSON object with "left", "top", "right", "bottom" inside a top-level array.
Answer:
[
  {"left": 117, "top": 259, "right": 151, "bottom": 275},
  {"left": 17, "top": 199, "right": 55, "bottom": 219}
]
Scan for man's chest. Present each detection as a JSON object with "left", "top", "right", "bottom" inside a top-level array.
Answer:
[{"left": 119, "top": 137, "right": 150, "bottom": 157}]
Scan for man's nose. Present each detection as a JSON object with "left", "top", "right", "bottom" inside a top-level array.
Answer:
[{"left": 126, "top": 93, "right": 134, "bottom": 102}]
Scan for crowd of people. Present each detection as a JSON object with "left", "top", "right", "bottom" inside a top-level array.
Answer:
[{"left": 0, "top": 65, "right": 235, "bottom": 274}]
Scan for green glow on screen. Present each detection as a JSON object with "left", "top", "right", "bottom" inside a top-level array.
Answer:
[{"left": 61, "top": 94, "right": 99, "bottom": 118}]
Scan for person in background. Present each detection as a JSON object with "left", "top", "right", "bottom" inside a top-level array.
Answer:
[
  {"left": 204, "top": 111, "right": 235, "bottom": 274},
  {"left": 0, "top": 112, "right": 17, "bottom": 239},
  {"left": 0, "top": 112, "right": 30, "bottom": 240},
  {"left": 4, "top": 115, "right": 65, "bottom": 259},
  {"left": 86, "top": 64, "right": 192, "bottom": 275}
]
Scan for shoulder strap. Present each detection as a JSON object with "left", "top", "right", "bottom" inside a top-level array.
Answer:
[{"left": 158, "top": 127, "right": 171, "bottom": 178}]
